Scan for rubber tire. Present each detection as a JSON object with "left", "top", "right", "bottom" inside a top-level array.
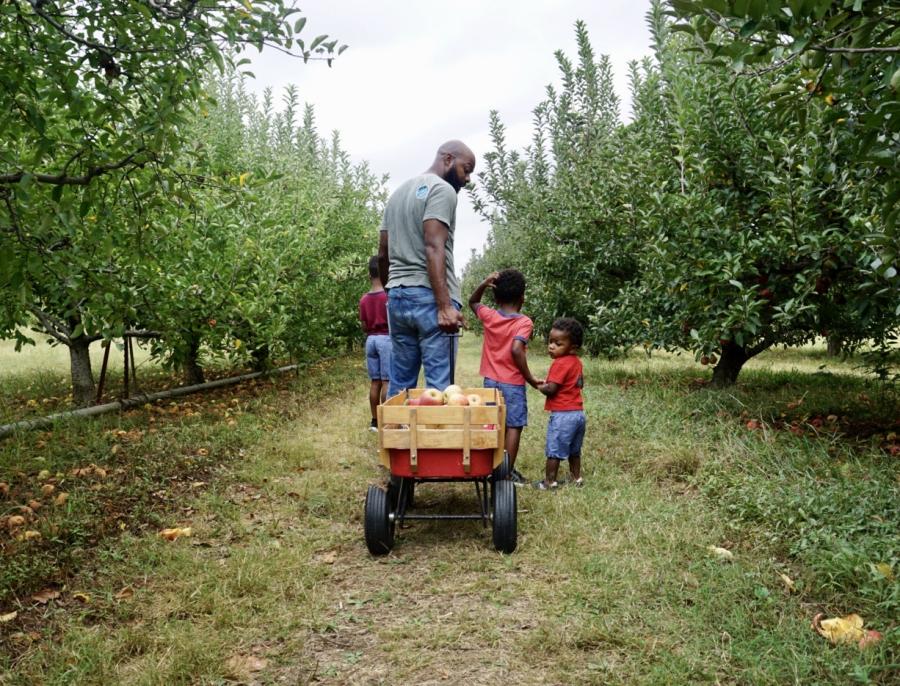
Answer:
[
  {"left": 364, "top": 485, "right": 394, "bottom": 555},
  {"left": 492, "top": 451, "right": 511, "bottom": 482},
  {"left": 492, "top": 479, "right": 517, "bottom": 554}
]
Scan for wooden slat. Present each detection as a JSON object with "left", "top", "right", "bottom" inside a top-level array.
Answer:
[
  {"left": 381, "top": 405, "right": 500, "bottom": 424},
  {"left": 409, "top": 407, "right": 418, "bottom": 472},
  {"left": 462, "top": 407, "right": 471, "bottom": 472},
  {"left": 380, "top": 429, "right": 500, "bottom": 450},
  {"left": 377, "top": 404, "right": 390, "bottom": 468}
]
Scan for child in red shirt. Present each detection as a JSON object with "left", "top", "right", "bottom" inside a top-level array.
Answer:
[
  {"left": 469, "top": 269, "right": 542, "bottom": 485},
  {"left": 535, "top": 318, "right": 585, "bottom": 489},
  {"left": 359, "top": 256, "right": 392, "bottom": 431}
]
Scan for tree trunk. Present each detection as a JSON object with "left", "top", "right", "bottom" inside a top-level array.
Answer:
[
  {"left": 826, "top": 335, "right": 842, "bottom": 357},
  {"left": 711, "top": 343, "right": 749, "bottom": 388},
  {"left": 183, "top": 334, "right": 205, "bottom": 385},
  {"left": 69, "top": 337, "right": 96, "bottom": 407}
]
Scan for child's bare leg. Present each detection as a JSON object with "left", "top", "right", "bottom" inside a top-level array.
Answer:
[
  {"left": 379, "top": 380, "right": 389, "bottom": 404},
  {"left": 569, "top": 454, "right": 581, "bottom": 481},
  {"left": 369, "top": 380, "right": 381, "bottom": 420},
  {"left": 505, "top": 427, "right": 522, "bottom": 468},
  {"left": 545, "top": 458, "right": 560, "bottom": 485}
]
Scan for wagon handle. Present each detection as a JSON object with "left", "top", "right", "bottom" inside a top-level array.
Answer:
[{"left": 446, "top": 332, "right": 462, "bottom": 386}]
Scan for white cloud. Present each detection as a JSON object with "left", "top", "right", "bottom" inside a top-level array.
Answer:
[{"left": 244, "top": 1, "right": 653, "bottom": 273}]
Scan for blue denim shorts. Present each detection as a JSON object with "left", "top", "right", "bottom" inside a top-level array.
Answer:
[
  {"left": 545, "top": 410, "right": 586, "bottom": 460},
  {"left": 483, "top": 377, "right": 527, "bottom": 428},
  {"left": 365, "top": 334, "right": 392, "bottom": 380}
]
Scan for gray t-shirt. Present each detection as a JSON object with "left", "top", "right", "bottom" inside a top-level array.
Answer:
[{"left": 380, "top": 173, "right": 460, "bottom": 304}]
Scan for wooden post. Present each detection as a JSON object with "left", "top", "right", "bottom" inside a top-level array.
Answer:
[
  {"left": 128, "top": 336, "right": 138, "bottom": 392},
  {"left": 123, "top": 337, "right": 130, "bottom": 399},
  {"left": 95, "top": 340, "right": 111, "bottom": 405}
]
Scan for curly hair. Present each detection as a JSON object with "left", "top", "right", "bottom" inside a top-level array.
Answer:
[
  {"left": 493, "top": 268, "right": 526, "bottom": 305},
  {"left": 551, "top": 317, "right": 584, "bottom": 348}
]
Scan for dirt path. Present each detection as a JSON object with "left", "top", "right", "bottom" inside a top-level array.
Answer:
[{"left": 210, "top": 343, "right": 781, "bottom": 686}]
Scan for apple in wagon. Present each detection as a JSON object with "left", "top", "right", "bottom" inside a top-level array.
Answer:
[
  {"left": 446, "top": 393, "right": 469, "bottom": 406},
  {"left": 442, "top": 384, "right": 463, "bottom": 403},
  {"left": 419, "top": 388, "right": 444, "bottom": 405},
  {"left": 466, "top": 394, "right": 484, "bottom": 406}
]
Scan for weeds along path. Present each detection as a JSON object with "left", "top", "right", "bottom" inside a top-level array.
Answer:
[{"left": 4, "top": 338, "right": 887, "bottom": 684}]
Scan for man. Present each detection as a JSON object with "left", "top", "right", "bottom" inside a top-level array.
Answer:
[{"left": 378, "top": 140, "right": 475, "bottom": 397}]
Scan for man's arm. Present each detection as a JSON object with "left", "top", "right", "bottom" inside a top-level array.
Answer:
[
  {"left": 377, "top": 230, "right": 389, "bottom": 287},
  {"left": 423, "top": 218, "right": 464, "bottom": 333},
  {"left": 468, "top": 271, "right": 499, "bottom": 315}
]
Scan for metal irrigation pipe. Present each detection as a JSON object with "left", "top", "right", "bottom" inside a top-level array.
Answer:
[{"left": 0, "top": 363, "right": 306, "bottom": 440}]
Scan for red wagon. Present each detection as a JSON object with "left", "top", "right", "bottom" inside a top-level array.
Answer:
[{"left": 363, "top": 387, "right": 517, "bottom": 554}]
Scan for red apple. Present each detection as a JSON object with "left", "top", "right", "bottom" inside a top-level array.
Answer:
[
  {"left": 859, "top": 630, "right": 882, "bottom": 649},
  {"left": 419, "top": 388, "right": 444, "bottom": 405}
]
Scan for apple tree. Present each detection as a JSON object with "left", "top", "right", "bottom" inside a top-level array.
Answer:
[
  {"left": 135, "top": 77, "right": 385, "bottom": 383},
  {"left": 468, "top": 4, "right": 897, "bottom": 386},
  {"left": 0, "top": 1, "right": 344, "bottom": 404}
]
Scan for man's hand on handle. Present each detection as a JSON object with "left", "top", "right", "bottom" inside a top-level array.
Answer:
[{"left": 438, "top": 304, "right": 465, "bottom": 333}]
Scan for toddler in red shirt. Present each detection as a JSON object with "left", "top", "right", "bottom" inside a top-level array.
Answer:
[
  {"left": 469, "top": 269, "right": 542, "bottom": 485},
  {"left": 535, "top": 317, "right": 585, "bottom": 490}
]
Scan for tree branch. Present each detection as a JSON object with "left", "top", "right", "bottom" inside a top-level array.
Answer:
[
  {"left": 28, "top": 305, "right": 71, "bottom": 345},
  {"left": 0, "top": 150, "right": 149, "bottom": 186},
  {"left": 813, "top": 45, "right": 900, "bottom": 54}
]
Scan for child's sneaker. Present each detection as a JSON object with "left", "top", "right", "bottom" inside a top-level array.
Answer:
[
  {"left": 510, "top": 469, "right": 528, "bottom": 486},
  {"left": 532, "top": 480, "right": 558, "bottom": 490},
  {"left": 369, "top": 418, "right": 378, "bottom": 432},
  {"left": 570, "top": 477, "right": 584, "bottom": 488}
]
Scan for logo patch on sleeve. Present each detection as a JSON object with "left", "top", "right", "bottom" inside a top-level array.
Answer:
[{"left": 415, "top": 184, "right": 429, "bottom": 200}]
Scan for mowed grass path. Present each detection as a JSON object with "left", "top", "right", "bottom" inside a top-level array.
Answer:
[{"left": 1, "top": 336, "right": 895, "bottom": 684}]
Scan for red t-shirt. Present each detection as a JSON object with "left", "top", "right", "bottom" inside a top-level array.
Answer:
[
  {"left": 545, "top": 354, "right": 583, "bottom": 411},
  {"left": 359, "top": 290, "right": 388, "bottom": 336},
  {"left": 475, "top": 304, "right": 533, "bottom": 385}
]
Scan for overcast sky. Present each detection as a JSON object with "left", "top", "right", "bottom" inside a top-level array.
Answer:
[{"left": 245, "top": 1, "right": 653, "bottom": 275}]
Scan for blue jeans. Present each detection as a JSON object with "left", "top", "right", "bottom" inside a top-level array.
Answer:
[
  {"left": 483, "top": 377, "right": 528, "bottom": 428},
  {"left": 365, "top": 334, "right": 392, "bottom": 380},
  {"left": 545, "top": 410, "right": 586, "bottom": 459},
  {"left": 387, "top": 287, "right": 460, "bottom": 396}
]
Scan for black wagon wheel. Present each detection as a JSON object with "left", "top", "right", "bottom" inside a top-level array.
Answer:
[
  {"left": 492, "top": 479, "right": 517, "bottom": 553},
  {"left": 491, "top": 451, "right": 511, "bottom": 483},
  {"left": 364, "top": 485, "right": 395, "bottom": 555}
]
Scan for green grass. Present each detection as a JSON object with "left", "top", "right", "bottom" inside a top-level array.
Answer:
[
  {"left": 0, "top": 337, "right": 157, "bottom": 424},
  {"left": 0, "top": 337, "right": 897, "bottom": 684}
]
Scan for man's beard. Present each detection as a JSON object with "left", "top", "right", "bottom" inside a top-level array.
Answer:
[{"left": 444, "top": 166, "right": 463, "bottom": 193}]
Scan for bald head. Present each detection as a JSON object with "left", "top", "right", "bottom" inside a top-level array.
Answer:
[{"left": 428, "top": 140, "right": 476, "bottom": 193}]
